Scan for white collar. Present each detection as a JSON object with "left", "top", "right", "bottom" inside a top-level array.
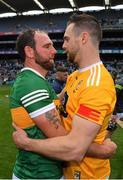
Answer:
[
  {"left": 78, "top": 61, "right": 102, "bottom": 72},
  {"left": 21, "top": 67, "right": 45, "bottom": 79}
]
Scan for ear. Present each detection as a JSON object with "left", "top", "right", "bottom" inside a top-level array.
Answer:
[
  {"left": 81, "top": 32, "right": 88, "bottom": 44},
  {"left": 24, "top": 46, "right": 34, "bottom": 58}
]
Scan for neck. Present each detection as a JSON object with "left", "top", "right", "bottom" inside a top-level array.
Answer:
[
  {"left": 24, "top": 59, "right": 48, "bottom": 77},
  {"left": 78, "top": 46, "right": 100, "bottom": 69}
]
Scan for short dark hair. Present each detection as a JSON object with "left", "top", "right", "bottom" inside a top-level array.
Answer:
[
  {"left": 67, "top": 13, "right": 102, "bottom": 46},
  {"left": 16, "top": 29, "right": 46, "bottom": 62},
  {"left": 16, "top": 29, "right": 36, "bottom": 62}
]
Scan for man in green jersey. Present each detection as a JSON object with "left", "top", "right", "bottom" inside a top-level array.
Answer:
[
  {"left": 10, "top": 29, "right": 116, "bottom": 179},
  {"left": 10, "top": 29, "right": 67, "bottom": 179}
]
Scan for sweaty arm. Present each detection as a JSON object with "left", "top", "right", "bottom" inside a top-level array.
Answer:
[{"left": 13, "top": 115, "right": 101, "bottom": 162}]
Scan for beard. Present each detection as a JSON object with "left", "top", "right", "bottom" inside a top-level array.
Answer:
[
  {"left": 35, "top": 51, "right": 54, "bottom": 71},
  {"left": 39, "top": 59, "right": 54, "bottom": 71},
  {"left": 67, "top": 52, "right": 75, "bottom": 63},
  {"left": 66, "top": 45, "right": 79, "bottom": 64},
  {"left": 67, "top": 44, "right": 80, "bottom": 65},
  {"left": 67, "top": 49, "right": 79, "bottom": 65}
]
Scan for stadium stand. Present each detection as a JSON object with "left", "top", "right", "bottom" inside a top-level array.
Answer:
[{"left": 0, "top": 1, "right": 123, "bottom": 92}]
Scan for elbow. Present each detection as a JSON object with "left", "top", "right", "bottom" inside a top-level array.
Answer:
[
  {"left": 70, "top": 148, "right": 84, "bottom": 162},
  {"left": 63, "top": 142, "right": 85, "bottom": 162}
]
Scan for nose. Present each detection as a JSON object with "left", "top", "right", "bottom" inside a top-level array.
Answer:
[
  {"left": 51, "top": 46, "right": 57, "bottom": 55},
  {"left": 54, "top": 47, "right": 57, "bottom": 54},
  {"left": 62, "top": 41, "right": 67, "bottom": 51},
  {"left": 62, "top": 42, "right": 65, "bottom": 50}
]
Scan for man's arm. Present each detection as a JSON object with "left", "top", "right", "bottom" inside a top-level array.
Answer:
[
  {"left": 86, "top": 138, "right": 117, "bottom": 158},
  {"left": 86, "top": 114, "right": 118, "bottom": 158},
  {"left": 33, "top": 107, "right": 68, "bottom": 137},
  {"left": 13, "top": 115, "right": 101, "bottom": 161},
  {"left": 31, "top": 107, "right": 117, "bottom": 158}
]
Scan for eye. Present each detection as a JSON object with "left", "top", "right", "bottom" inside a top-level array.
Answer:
[
  {"left": 64, "top": 37, "right": 69, "bottom": 43},
  {"left": 44, "top": 44, "right": 50, "bottom": 49}
]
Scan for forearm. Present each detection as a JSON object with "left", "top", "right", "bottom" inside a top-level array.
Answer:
[
  {"left": 23, "top": 135, "right": 84, "bottom": 162},
  {"left": 86, "top": 140, "right": 117, "bottom": 159},
  {"left": 86, "top": 143, "right": 108, "bottom": 158},
  {"left": 13, "top": 115, "right": 101, "bottom": 161}
]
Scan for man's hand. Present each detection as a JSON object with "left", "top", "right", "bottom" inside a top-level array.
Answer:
[
  {"left": 101, "top": 138, "right": 117, "bottom": 158},
  {"left": 12, "top": 123, "right": 29, "bottom": 150},
  {"left": 86, "top": 138, "right": 117, "bottom": 159}
]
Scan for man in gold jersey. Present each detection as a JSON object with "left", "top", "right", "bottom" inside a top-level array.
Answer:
[{"left": 12, "top": 13, "right": 116, "bottom": 179}]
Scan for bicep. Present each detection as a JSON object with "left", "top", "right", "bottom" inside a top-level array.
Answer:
[
  {"left": 33, "top": 108, "right": 68, "bottom": 137},
  {"left": 70, "top": 115, "right": 101, "bottom": 154}
]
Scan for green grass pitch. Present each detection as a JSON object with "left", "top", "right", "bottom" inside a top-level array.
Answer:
[{"left": 0, "top": 85, "right": 123, "bottom": 179}]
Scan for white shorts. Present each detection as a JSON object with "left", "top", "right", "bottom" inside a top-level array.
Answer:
[
  {"left": 12, "top": 174, "right": 20, "bottom": 180},
  {"left": 105, "top": 177, "right": 109, "bottom": 180},
  {"left": 12, "top": 173, "right": 65, "bottom": 179}
]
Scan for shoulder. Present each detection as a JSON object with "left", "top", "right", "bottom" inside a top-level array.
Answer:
[
  {"left": 86, "top": 63, "right": 114, "bottom": 88},
  {"left": 11, "top": 71, "right": 50, "bottom": 101}
]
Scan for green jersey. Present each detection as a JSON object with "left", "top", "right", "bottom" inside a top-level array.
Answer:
[{"left": 10, "top": 67, "right": 63, "bottom": 179}]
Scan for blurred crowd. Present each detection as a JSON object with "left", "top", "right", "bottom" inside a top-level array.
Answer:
[
  {"left": 0, "top": 59, "right": 123, "bottom": 86},
  {"left": 0, "top": 60, "right": 23, "bottom": 85},
  {"left": 1, "top": 59, "right": 123, "bottom": 116}
]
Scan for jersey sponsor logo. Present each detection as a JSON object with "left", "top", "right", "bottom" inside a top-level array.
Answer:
[
  {"left": 61, "top": 92, "right": 68, "bottom": 117},
  {"left": 77, "top": 104, "right": 101, "bottom": 121},
  {"left": 74, "top": 170, "right": 81, "bottom": 179},
  {"left": 73, "top": 80, "right": 83, "bottom": 93}
]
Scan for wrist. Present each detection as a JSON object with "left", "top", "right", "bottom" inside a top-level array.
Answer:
[{"left": 23, "top": 137, "right": 32, "bottom": 151}]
